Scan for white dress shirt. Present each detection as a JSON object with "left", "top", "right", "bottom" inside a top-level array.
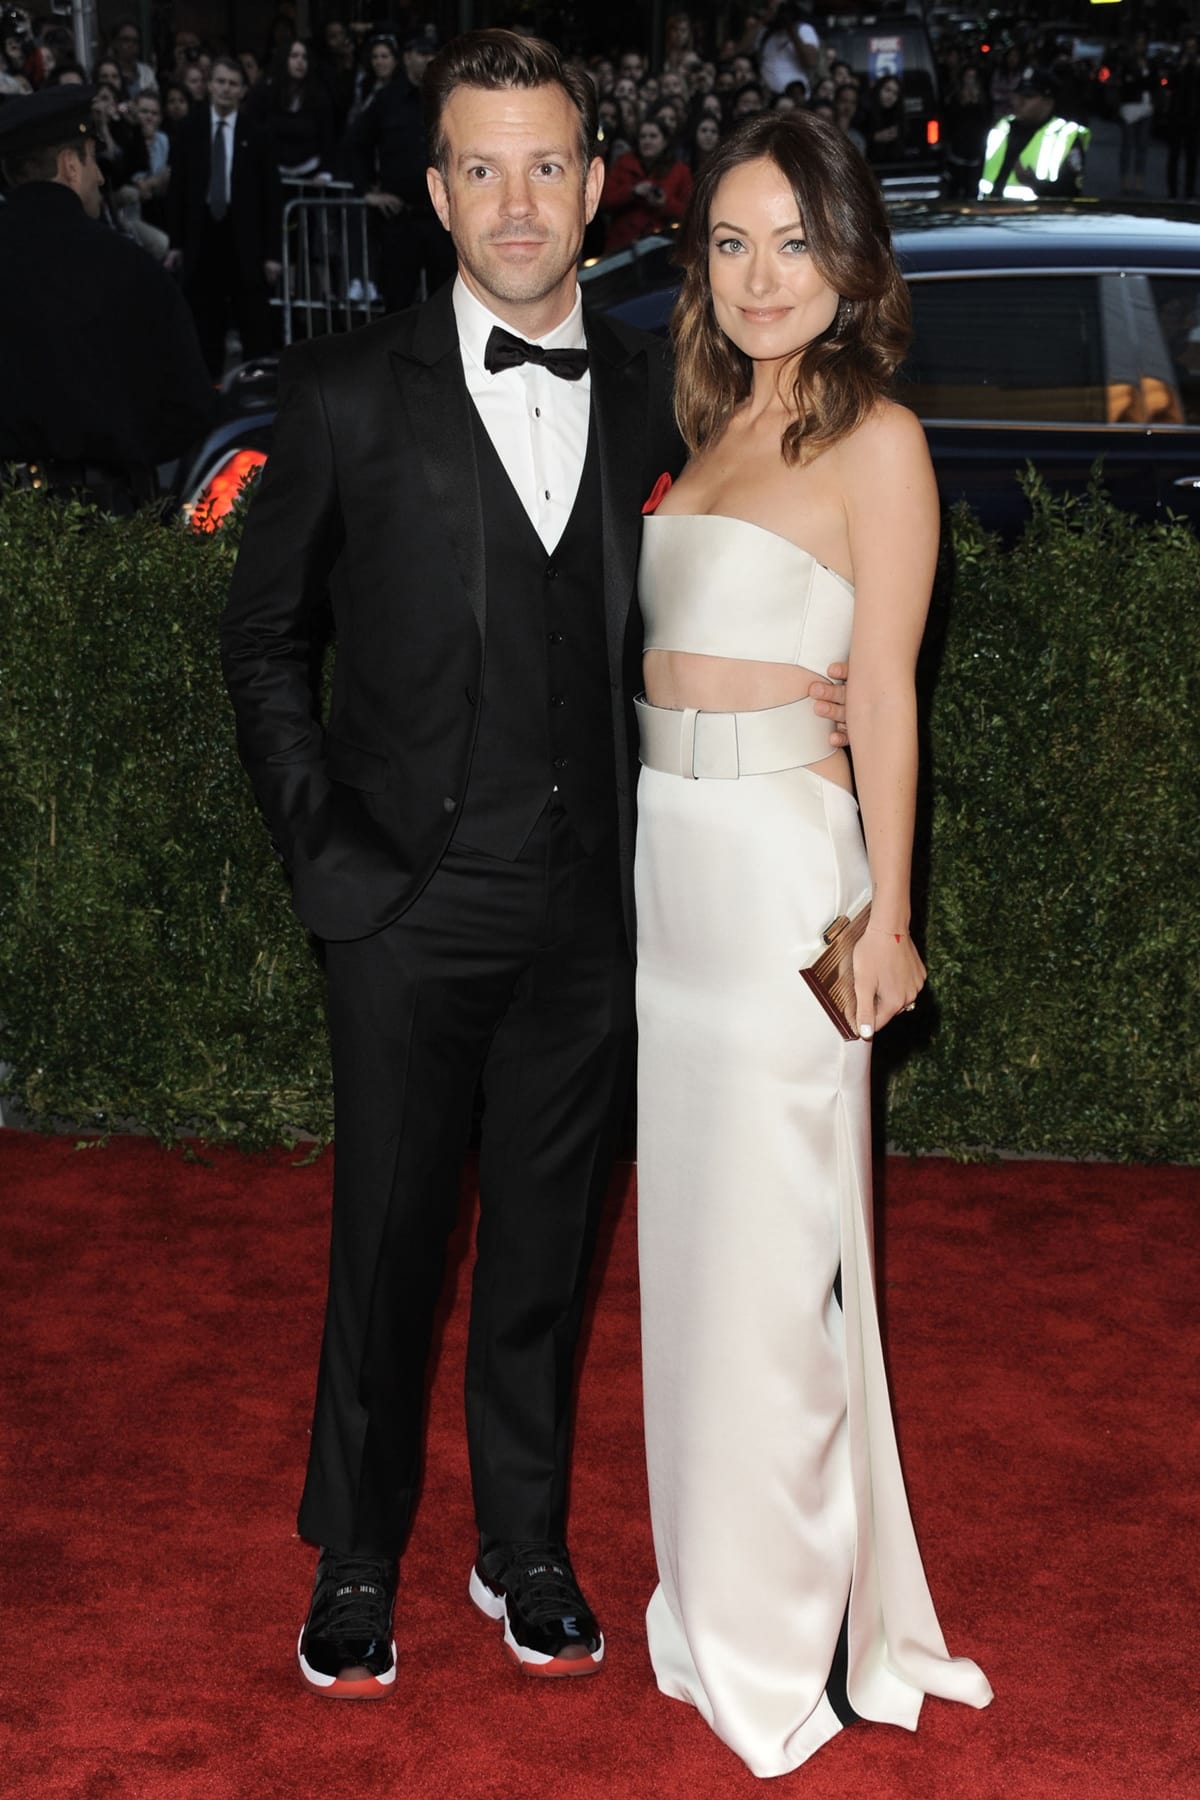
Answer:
[{"left": 453, "top": 276, "right": 591, "bottom": 555}]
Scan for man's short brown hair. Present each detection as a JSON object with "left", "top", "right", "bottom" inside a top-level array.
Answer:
[{"left": 423, "top": 29, "right": 598, "bottom": 181}]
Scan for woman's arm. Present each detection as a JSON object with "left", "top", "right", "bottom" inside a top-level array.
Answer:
[{"left": 841, "top": 402, "right": 940, "bottom": 1036}]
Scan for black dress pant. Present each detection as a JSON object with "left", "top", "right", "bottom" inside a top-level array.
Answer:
[
  {"left": 184, "top": 217, "right": 273, "bottom": 377},
  {"left": 297, "top": 803, "right": 635, "bottom": 1558}
]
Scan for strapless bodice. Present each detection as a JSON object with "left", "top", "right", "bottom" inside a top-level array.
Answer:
[{"left": 639, "top": 513, "right": 854, "bottom": 671}]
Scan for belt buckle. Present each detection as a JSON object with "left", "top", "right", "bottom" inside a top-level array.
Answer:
[{"left": 691, "top": 710, "right": 739, "bottom": 779}]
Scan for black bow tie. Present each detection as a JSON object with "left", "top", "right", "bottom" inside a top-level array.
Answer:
[{"left": 483, "top": 325, "right": 589, "bottom": 381}]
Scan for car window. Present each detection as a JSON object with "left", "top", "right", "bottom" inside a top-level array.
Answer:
[
  {"left": 1148, "top": 277, "right": 1200, "bottom": 424},
  {"left": 897, "top": 275, "right": 1107, "bottom": 422}
]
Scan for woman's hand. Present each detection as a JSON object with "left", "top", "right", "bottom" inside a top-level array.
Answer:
[{"left": 850, "top": 927, "right": 926, "bottom": 1039}]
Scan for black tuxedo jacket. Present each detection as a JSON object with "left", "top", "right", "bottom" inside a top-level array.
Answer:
[
  {"left": 220, "top": 282, "right": 683, "bottom": 944},
  {"left": 168, "top": 103, "right": 283, "bottom": 284}
]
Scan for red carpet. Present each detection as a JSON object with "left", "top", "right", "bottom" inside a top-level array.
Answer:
[{"left": 1, "top": 1132, "right": 1196, "bottom": 1798}]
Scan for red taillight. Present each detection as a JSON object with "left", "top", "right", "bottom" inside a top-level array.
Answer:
[
  {"left": 1099, "top": 65, "right": 1110, "bottom": 82},
  {"left": 981, "top": 41, "right": 990, "bottom": 53},
  {"left": 187, "top": 447, "right": 268, "bottom": 533},
  {"left": 926, "top": 118, "right": 940, "bottom": 146}
]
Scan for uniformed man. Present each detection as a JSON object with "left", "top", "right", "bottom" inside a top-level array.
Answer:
[
  {"left": 0, "top": 86, "right": 216, "bottom": 511},
  {"left": 977, "top": 68, "right": 1090, "bottom": 201}
]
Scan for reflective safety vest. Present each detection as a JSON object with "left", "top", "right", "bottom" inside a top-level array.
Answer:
[{"left": 977, "top": 115, "right": 1090, "bottom": 200}]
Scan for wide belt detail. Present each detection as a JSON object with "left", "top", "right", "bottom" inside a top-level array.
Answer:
[{"left": 635, "top": 694, "right": 835, "bottom": 779}]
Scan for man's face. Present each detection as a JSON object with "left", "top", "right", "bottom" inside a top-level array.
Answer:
[
  {"left": 325, "top": 21, "right": 348, "bottom": 53},
  {"left": 1012, "top": 90, "right": 1052, "bottom": 125},
  {"left": 115, "top": 25, "right": 139, "bottom": 61},
  {"left": 619, "top": 51, "right": 644, "bottom": 81},
  {"left": 427, "top": 81, "right": 603, "bottom": 327},
  {"left": 210, "top": 63, "right": 244, "bottom": 115},
  {"left": 62, "top": 136, "right": 104, "bottom": 217},
  {"left": 136, "top": 94, "right": 161, "bottom": 134}
]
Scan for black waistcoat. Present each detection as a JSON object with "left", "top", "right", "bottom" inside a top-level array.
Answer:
[{"left": 452, "top": 405, "right": 616, "bottom": 860}]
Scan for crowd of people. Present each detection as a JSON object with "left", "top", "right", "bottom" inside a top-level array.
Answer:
[
  {"left": 2, "top": 3, "right": 1199, "bottom": 412},
  {"left": 3, "top": 4, "right": 1200, "bottom": 327}
]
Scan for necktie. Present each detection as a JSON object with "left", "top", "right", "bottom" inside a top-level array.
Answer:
[
  {"left": 483, "top": 325, "right": 589, "bottom": 381},
  {"left": 208, "top": 118, "right": 228, "bottom": 222}
]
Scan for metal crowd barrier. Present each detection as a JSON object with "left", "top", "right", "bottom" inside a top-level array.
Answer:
[{"left": 275, "top": 180, "right": 383, "bottom": 344}]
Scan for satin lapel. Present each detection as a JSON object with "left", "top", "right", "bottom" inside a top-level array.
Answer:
[
  {"left": 587, "top": 316, "right": 648, "bottom": 681},
  {"left": 388, "top": 287, "right": 485, "bottom": 644}
]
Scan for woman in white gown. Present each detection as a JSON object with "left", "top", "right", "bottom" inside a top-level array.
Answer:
[{"left": 634, "top": 112, "right": 993, "bottom": 1778}]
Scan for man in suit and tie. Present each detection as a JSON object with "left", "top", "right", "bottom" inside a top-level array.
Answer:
[
  {"left": 221, "top": 29, "right": 683, "bottom": 1697},
  {"left": 166, "top": 54, "right": 282, "bottom": 376}
]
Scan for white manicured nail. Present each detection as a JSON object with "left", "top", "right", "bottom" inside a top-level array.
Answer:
[{"left": 858, "top": 1024, "right": 873, "bottom": 1040}]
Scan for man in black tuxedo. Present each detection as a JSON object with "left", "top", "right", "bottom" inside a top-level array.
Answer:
[
  {"left": 166, "top": 55, "right": 282, "bottom": 376},
  {"left": 221, "top": 30, "right": 683, "bottom": 1696}
]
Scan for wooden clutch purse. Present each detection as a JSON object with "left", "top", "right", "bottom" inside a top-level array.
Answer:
[{"left": 799, "top": 902, "right": 871, "bottom": 1040}]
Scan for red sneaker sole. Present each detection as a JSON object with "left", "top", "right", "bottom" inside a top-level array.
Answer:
[{"left": 503, "top": 1642, "right": 603, "bottom": 1678}]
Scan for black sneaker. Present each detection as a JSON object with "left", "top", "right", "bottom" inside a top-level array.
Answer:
[
  {"left": 469, "top": 1542, "right": 604, "bottom": 1677},
  {"left": 297, "top": 1548, "right": 397, "bottom": 1699}
]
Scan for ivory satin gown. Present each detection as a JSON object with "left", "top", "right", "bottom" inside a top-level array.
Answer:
[{"left": 634, "top": 511, "right": 992, "bottom": 1779}]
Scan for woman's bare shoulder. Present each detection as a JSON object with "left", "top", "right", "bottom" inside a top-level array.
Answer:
[{"left": 832, "top": 399, "right": 934, "bottom": 495}]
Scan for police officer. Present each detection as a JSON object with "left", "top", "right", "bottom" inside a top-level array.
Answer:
[
  {"left": 977, "top": 67, "right": 1090, "bottom": 201},
  {"left": 0, "top": 86, "right": 215, "bottom": 511}
]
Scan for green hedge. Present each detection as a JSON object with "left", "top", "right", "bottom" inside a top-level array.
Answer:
[{"left": 0, "top": 475, "right": 1196, "bottom": 1158}]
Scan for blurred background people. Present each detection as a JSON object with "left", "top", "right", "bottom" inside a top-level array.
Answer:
[
  {"left": 347, "top": 31, "right": 453, "bottom": 310},
  {"left": 601, "top": 114, "right": 692, "bottom": 251},
  {"left": 166, "top": 54, "right": 282, "bottom": 376},
  {"left": 252, "top": 38, "right": 335, "bottom": 181},
  {"left": 944, "top": 66, "right": 991, "bottom": 199},
  {"left": 108, "top": 17, "right": 157, "bottom": 102},
  {"left": 1166, "top": 33, "right": 1200, "bottom": 200}
]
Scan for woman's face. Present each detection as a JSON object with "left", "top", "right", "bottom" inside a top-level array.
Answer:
[
  {"left": 287, "top": 41, "right": 307, "bottom": 81},
  {"left": 656, "top": 101, "right": 680, "bottom": 134},
  {"left": 638, "top": 122, "right": 666, "bottom": 163},
  {"left": 815, "top": 78, "right": 835, "bottom": 104},
  {"left": 700, "top": 93, "right": 722, "bottom": 120},
  {"left": 707, "top": 157, "right": 838, "bottom": 363},
  {"left": 639, "top": 77, "right": 660, "bottom": 105},
  {"left": 370, "top": 42, "right": 396, "bottom": 80},
  {"left": 613, "top": 76, "right": 636, "bottom": 103},
  {"left": 239, "top": 52, "right": 260, "bottom": 85},
  {"left": 183, "top": 63, "right": 207, "bottom": 100},
  {"left": 695, "top": 116, "right": 720, "bottom": 153},
  {"left": 96, "top": 58, "right": 121, "bottom": 90},
  {"left": 164, "top": 85, "right": 189, "bottom": 120},
  {"left": 879, "top": 77, "right": 901, "bottom": 108}
]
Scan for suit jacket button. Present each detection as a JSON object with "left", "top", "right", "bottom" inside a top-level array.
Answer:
[{"left": 443, "top": 796, "right": 456, "bottom": 812}]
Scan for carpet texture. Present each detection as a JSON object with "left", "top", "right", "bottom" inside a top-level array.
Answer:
[{"left": 1, "top": 1132, "right": 1196, "bottom": 1798}]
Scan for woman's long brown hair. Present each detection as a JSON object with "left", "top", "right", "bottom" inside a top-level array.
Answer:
[{"left": 671, "top": 111, "right": 912, "bottom": 463}]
